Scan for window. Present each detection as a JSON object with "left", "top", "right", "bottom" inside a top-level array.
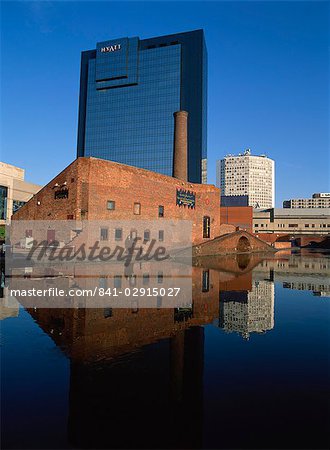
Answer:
[
  {"left": 104, "top": 308, "right": 113, "bottom": 318},
  {"left": 67, "top": 214, "right": 74, "bottom": 220},
  {"left": 114, "top": 275, "right": 122, "bottom": 288},
  {"left": 288, "top": 224, "right": 298, "bottom": 228},
  {"left": 134, "top": 202, "right": 141, "bottom": 215},
  {"left": 0, "top": 186, "right": 8, "bottom": 220},
  {"left": 305, "top": 224, "right": 309, "bottom": 228},
  {"left": 157, "top": 296, "right": 162, "bottom": 309},
  {"left": 144, "top": 229, "right": 150, "bottom": 242},
  {"left": 129, "top": 275, "right": 137, "bottom": 286},
  {"left": 107, "top": 200, "right": 115, "bottom": 210},
  {"left": 312, "top": 224, "right": 315, "bottom": 228},
  {"left": 47, "top": 229, "right": 56, "bottom": 243},
  {"left": 99, "top": 277, "right": 107, "bottom": 289},
  {"left": 158, "top": 271, "right": 163, "bottom": 284},
  {"left": 159, "top": 230, "right": 164, "bottom": 242},
  {"left": 203, "top": 216, "right": 210, "bottom": 238},
  {"left": 13, "top": 200, "right": 26, "bottom": 213},
  {"left": 132, "top": 301, "right": 139, "bottom": 313},
  {"left": 158, "top": 205, "right": 164, "bottom": 217},
  {"left": 143, "top": 273, "right": 149, "bottom": 285},
  {"left": 54, "top": 188, "right": 68, "bottom": 199},
  {"left": 25, "top": 229, "right": 33, "bottom": 238},
  {"left": 115, "top": 228, "right": 123, "bottom": 241},
  {"left": 255, "top": 224, "right": 258, "bottom": 227},
  {"left": 100, "top": 228, "right": 108, "bottom": 241},
  {"left": 202, "top": 270, "right": 210, "bottom": 292}
]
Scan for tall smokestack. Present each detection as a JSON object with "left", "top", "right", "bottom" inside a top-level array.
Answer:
[{"left": 173, "top": 110, "right": 188, "bottom": 181}]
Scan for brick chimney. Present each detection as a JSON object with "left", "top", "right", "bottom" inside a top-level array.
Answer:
[{"left": 173, "top": 111, "right": 188, "bottom": 181}]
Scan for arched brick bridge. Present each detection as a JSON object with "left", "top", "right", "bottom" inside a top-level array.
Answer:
[{"left": 193, "top": 230, "right": 274, "bottom": 257}]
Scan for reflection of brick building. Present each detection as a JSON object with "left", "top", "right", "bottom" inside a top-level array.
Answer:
[
  {"left": 16, "top": 264, "right": 276, "bottom": 448},
  {"left": 21, "top": 266, "right": 219, "bottom": 361},
  {"left": 26, "top": 307, "right": 208, "bottom": 448},
  {"left": 20, "top": 266, "right": 221, "bottom": 449},
  {"left": 67, "top": 327, "right": 205, "bottom": 449}
]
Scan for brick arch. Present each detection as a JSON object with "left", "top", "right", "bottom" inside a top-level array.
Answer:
[
  {"left": 237, "top": 236, "right": 251, "bottom": 253},
  {"left": 192, "top": 230, "right": 274, "bottom": 257}
]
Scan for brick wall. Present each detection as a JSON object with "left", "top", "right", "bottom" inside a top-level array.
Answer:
[
  {"left": 220, "top": 206, "right": 253, "bottom": 233},
  {"left": 12, "top": 159, "right": 87, "bottom": 221},
  {"left": 13, "top": 157, "right": 221, "bottom": 246}
]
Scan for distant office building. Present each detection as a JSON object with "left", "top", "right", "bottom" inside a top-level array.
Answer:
[
  {"left": 77, "top": 30, "right": 207, "bottom": 183},
  {"left": 217, "top": 149, "right": 275, "bottom": 209},
  {"left": 0, "top": 162, "right": 42, "bottom": 227},
  {"left": 283, "top": 193, "right": 330, "bottom": 209},
  {"left": 253, "top": 208, "right": 330, "bottom": 234},
  {"left": 219, "top": 280, "right": 274, "bottom": 339}
]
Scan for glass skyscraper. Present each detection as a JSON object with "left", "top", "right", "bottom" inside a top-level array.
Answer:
[{"left": 77, "top": 30, "right": 207, "bottom": 183}]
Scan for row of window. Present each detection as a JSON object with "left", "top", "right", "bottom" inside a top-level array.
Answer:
[
  {"left": 102, "top": 268, "right": 210, "bottom": 319},
  {"left": 100, "top": 272, "right": 164, "bottom": 289},
  {"left": 101, "top": 214, "right": 211, "bottom": 239},
  {"left": 107, "top": 200, "right": 164, "bottom": 217},
  {"left": 100, "top": 227, "right": 164, "bottom": 242},
  {"left": 255, "top": 223, "right": 330, "bottom": 228},
  {"left": 103, "top": 297, "right": 163, "bottom": 317}
]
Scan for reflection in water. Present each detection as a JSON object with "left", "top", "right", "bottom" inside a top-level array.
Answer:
[
  {"left": 1, "top": 250, "right": 330, "bottom": 449},
  {"left": 0, "top": 260, "right": 19, "bottom": 319},
  {"left": 254, "top": 251, "right": 330, "bottom": 298},
  {"left": 219, "top": 280, "right": 274, "bottom": 339},
  {"left": 68, "top": 327, "right": 204, "bottom": 449},
  {"left": 0, "top": 295, "right": 19, "bottom": 320},
  {"left": 236, "top": 252, "right": 251, "bottom": 270}
]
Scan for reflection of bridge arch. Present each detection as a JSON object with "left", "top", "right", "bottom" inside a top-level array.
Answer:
[
  {"left": 237, "top": 236, "right": 251, "bottom": 253},
  {"left": 236, "top": 253, "right": 251, "bottom": 270}
]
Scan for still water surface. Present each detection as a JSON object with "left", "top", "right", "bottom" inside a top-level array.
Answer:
[{"left": 1, "top": 251, "right": 329, "bottom": 449}]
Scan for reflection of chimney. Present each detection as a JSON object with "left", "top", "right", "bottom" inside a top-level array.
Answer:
[{"left": 173, "top": 111, "right": 188, "bottom": 181}]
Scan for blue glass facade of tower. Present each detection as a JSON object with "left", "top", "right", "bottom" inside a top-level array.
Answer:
[{"left": 77, "top": 30, "right": 207, "bottom": 183}]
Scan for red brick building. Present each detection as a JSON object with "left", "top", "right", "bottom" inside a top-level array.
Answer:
[
  {"left": 13, "top": 157, "right": 221, "bottom": 246},
  {"left": 220, "top": 206, "right": 253, "bottom": 233}
]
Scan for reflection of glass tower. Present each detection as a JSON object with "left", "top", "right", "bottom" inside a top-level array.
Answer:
[
  {"left": 21, "top": 305, "right": 206, "bottom": 449},
  {"left": 219, "top": 280, "right": 274, "bottom": 339}
]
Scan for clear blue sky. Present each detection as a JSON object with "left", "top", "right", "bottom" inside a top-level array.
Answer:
[{"left": 1, "top": 1, "right": 329, "bottom": 205}]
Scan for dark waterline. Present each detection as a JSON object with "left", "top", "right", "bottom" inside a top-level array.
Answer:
[{"left": 1, "top": 251, "right": 329, "bottom": 449}]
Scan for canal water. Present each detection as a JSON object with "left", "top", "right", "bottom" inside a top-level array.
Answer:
[{"left": 1, "top": 250, "right": 329, "bottom": 449}]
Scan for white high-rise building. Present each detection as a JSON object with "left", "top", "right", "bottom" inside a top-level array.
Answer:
[{"left": 216, "top": 149, "right": 275, "bottom": 208}]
